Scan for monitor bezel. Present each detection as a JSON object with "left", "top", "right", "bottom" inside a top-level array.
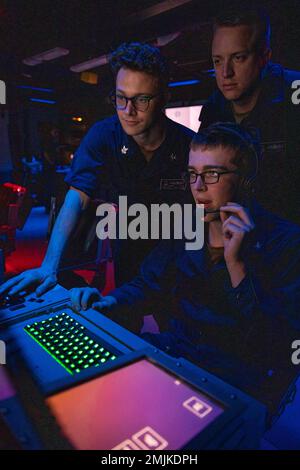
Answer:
[{"left": 46, "top": 347, "right": 247, "bottom": 450}]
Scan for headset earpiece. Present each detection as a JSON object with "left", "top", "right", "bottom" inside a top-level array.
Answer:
[{"left": 207, "top": 123, "right": 260, "bottom": 203}]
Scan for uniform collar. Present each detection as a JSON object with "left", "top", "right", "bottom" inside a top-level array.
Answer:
[{"left": 117, "top": 119, "right": 185, "bottom": 182}]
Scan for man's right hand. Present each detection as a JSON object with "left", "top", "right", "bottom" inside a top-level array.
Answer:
[
  {"left": 70, "top": 287, "right": 117, "bottom": 312},
  {"left": 0, "top": 266, "right": 58, "bottom": 297},
  {"left": 0, "top": 188, "right": 90, "bottom": 299}
]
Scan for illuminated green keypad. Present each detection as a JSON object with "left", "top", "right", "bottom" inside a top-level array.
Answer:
[{"left": 24, "top": 312, "right": 118, "bottom": 375}]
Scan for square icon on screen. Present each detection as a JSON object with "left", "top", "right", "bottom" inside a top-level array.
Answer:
[
  {"left": 183, "top": 396, "right": 212, "bottom": 418},
  {"left": 132, "top": 426, "right": 168, "bottom": 450},
  {"left": 112, "top": 439, "right": 140, "bottom": 450}
]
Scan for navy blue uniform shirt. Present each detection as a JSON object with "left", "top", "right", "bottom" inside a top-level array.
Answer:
[
  {"left": 65, "top": 114, "right": 195, "bottom": 283},
  {"left": 110, "top": 205, "right": 300, "bottom": 415},
  {"left": 65, "top": 114, "right": 194, "bottom": 206},
  {"left": 199, "top": 63, "right": 300, "bottom": 224}
]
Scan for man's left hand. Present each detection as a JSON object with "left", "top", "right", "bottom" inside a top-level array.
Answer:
[{"left": 220, "top": 202, "right": 255, "bottom": 265}]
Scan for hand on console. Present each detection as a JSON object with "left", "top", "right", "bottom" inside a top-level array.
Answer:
[
  {"left": 0, "top": 265, "right": 58, "bottom": 298},
  {"left": 70, "top": 287, "right": 117, "bottom": 312}
]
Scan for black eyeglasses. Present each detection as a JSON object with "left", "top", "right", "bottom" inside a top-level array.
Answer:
[
  {"left": 186, "top": 170, "right": 239, "bottom": 185},
  {"left": 110, "top": 92, "right": 161, "bottom": 112}
]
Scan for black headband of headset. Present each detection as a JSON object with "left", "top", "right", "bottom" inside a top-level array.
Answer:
[{"left": 205, "top": 122, "right": 261, "bottom": 185}]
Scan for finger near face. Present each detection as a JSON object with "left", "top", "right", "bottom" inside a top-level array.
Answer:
[
  {"left": 222, "top": 215, "right": 251, "bottom": 231},
  {"left": 223, "top": 222, "right": 245, "bottom": 236},
  {"left": 220, "top": 204, "right": 253, "bottom": 227}
]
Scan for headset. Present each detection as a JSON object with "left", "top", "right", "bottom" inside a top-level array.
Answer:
[{"left": 200, "top": 122, "right": 261, "bottom": 205}]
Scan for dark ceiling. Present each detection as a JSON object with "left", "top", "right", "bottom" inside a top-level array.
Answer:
[{"left": 0, "top": 0, "right": 299, "bottom": 117}]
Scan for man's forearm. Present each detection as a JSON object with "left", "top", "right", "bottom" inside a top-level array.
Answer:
[{"left": 42, "top": 189, "right": 88, "bottom": 271}]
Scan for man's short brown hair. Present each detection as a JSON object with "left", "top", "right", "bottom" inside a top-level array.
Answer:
[{"left": 213, "top": 7, "right": 271, "bottom": 53}]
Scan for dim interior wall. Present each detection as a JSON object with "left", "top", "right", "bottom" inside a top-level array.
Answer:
[
  {"left": 23, "top": 105, "right": 59, "bottom": 156},
  {"left": 0, "top": 110, "right": 12, "bottom": 181}
]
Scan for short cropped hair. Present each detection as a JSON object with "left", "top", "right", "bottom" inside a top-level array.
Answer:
[
  {"left": 191, "top": 122, "right": 261, "bottom": 180},
  {"left": 213, "top": 7, "right": 271, "bottom": 52},
  {"left": 109, "top": 42, "right": 169, "bottom": 87}
]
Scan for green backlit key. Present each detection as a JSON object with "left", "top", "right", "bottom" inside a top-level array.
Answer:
[{"left": 24, "top": 312, "right": 119, "bottom": 375}]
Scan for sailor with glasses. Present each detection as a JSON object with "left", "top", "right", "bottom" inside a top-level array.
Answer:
[
  {"left": 71, "top": 123, "right": 300, "bottom": 421},
  {"left": 199, "top": 7, "right": 300, "bottom": 224},
  {"left": 0, "top": 42, "right": 194, "bottom": 301}
]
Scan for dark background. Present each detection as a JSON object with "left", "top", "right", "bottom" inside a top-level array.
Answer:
[{"left": 0, "top": 0, "right": 299, "bottom": 166}]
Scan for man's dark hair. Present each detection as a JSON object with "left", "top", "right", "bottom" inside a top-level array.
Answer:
[
  {"left": 213, "top": 7, "right": 271, "bottom": 52},
  {"left": 191, "top": 122, "right": 261, "bottom": 180},
  {"left": 109, "top": 42, "right": 169, "bottom": 87}
]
